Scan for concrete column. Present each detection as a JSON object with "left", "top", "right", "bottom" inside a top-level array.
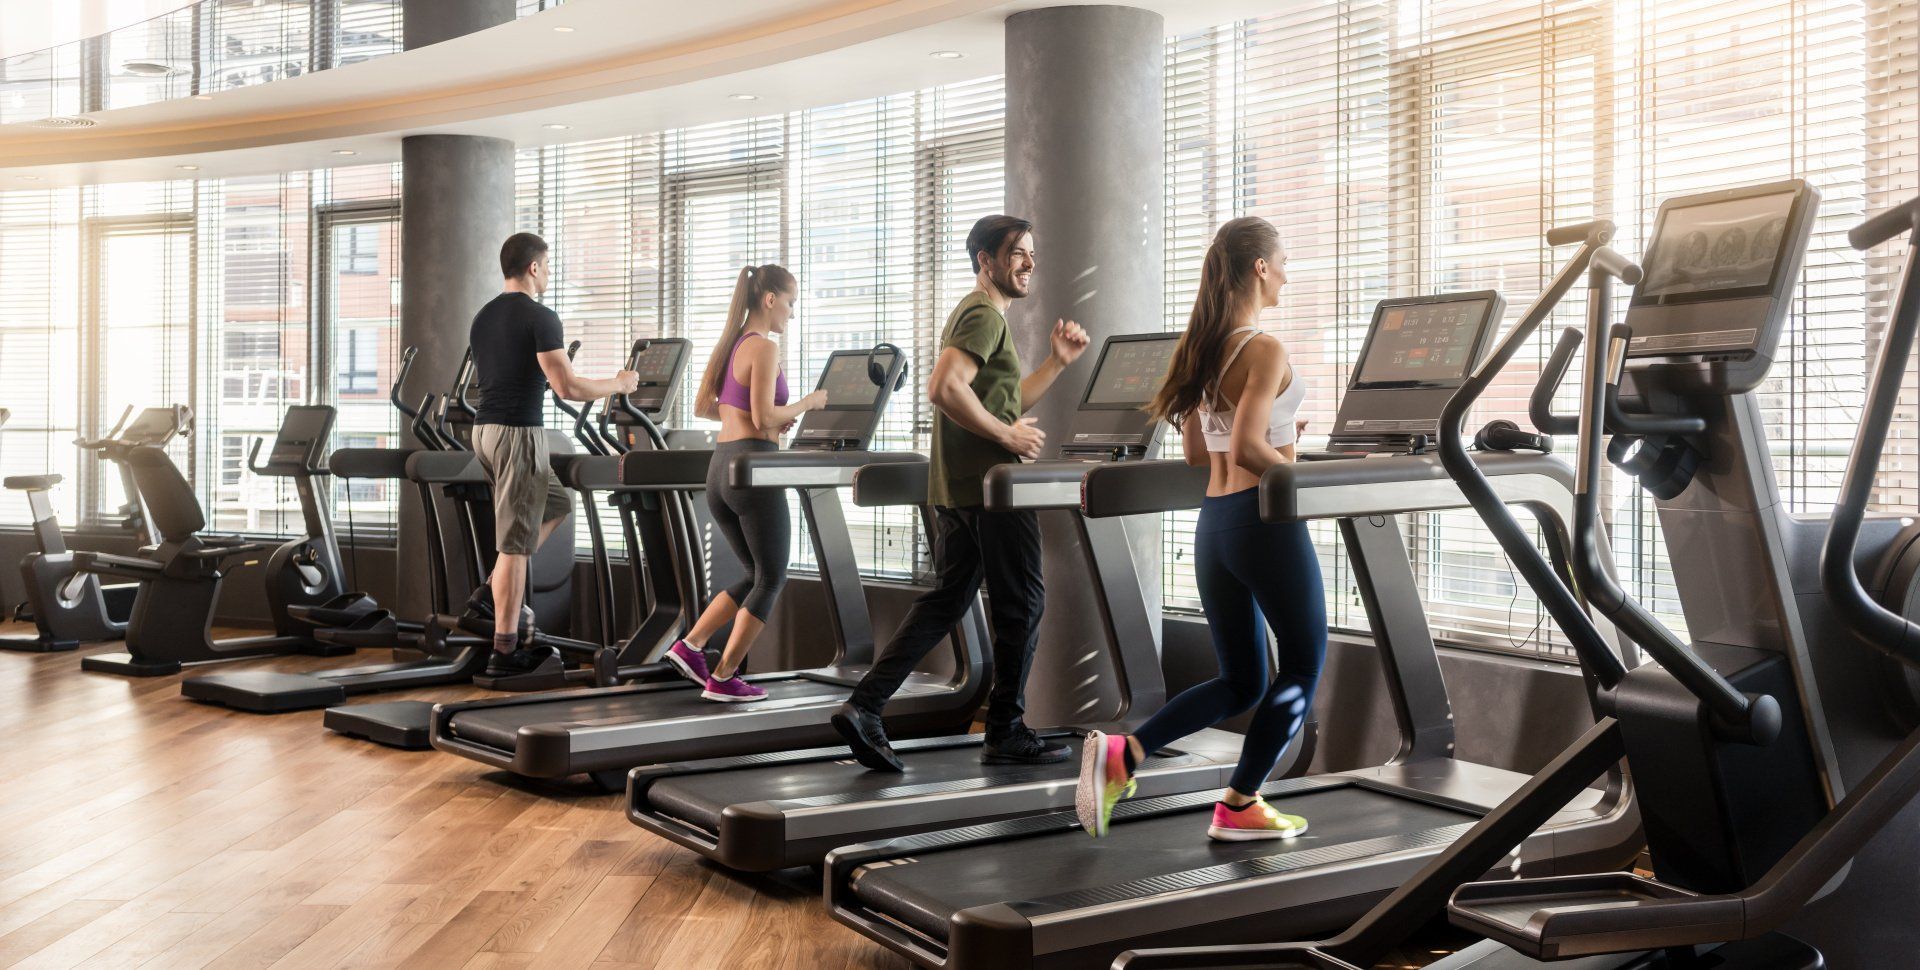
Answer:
[
  {"left": 1004, "top": 6, "right": 1165, "bottom": 726},
  {"left": 395, "top": 0, "right": 514, "bottom": 614}
]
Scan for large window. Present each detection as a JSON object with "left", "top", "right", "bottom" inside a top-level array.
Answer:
[{"left": 0, "top": 2, "right": 1913, "bottom": 664}]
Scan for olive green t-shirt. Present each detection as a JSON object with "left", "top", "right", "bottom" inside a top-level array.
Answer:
[{"left": 929, "top": 292, "right": 1022, "bottom": 508}]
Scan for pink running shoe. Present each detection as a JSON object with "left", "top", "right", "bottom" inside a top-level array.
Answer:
[
  {"left": 1076, "top": 731, "right": 1137, "bottom": 837},
  {"left": 665, "top": 640, "right": 709, "bottom": 686},
  {"left": 702, "top": 675, "right": 768, "bottom": 703},
  {"left": 1207, "top": 797, "right": 1308, "bottom": 841}
]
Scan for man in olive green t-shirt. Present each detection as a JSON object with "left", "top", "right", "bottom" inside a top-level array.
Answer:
[{"left": 835, "top": 214, "right": 1089, "bottom": 772}]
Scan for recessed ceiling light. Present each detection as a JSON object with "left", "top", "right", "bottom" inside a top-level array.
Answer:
[
  {"left": 177, "top": 164, "right": 199, "bottom": 171},
  {"left": 18, "top": 175, "right": 42, "bottom": 181},
  {"left": 730, "top": 93, "right": 758, "bottom": 101},
  {"left": 552, "top": 25, "right": 575, "bottom": 32},
  {"left": 543, "top": 123, "right": 572, "bottom": 131},
  {"left": 193, "top": 94, "right": 213, "bottom": 101},
  {"left": 332, "top": 149, "right": 357, "bottom": 156},
  {"left": 931, "top": 50, "right": 965, "bottom": 59}
]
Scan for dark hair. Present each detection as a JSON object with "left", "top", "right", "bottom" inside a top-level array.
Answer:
[
  {"left": 696, "top": 263, "right": 800, "bottom": 418},
  {"left": 500, "top": 232, "right": 549, "bottom": 279},
  {"left": 966, "top": 215, "right": 1034, "bottom": 273},
  {"left": 1146, "top": 217, "right": 1283, "bottom": 424}
]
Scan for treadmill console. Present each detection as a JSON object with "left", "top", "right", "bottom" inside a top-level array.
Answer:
[
  {"left": 1315, "top": 291, "right": 1504, "bottom": 457},
  {"left": 1058, "top": 333, "right": 1179, "bottom": 461},
  {"left": 625, "top": 338, "right": 692, "bottom": 416},
  {"left": 1624, "top": 179, "right": 1817, "bottom": 393},
  {"left": 790, "top": 347, "right": 905, "bottom": 451}
]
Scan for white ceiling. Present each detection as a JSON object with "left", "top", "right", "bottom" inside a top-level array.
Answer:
[{"left": 0, "top": 0, "right": 1280, "bottom": 187}]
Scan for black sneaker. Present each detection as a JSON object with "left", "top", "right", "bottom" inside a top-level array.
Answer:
[
  {"left": 485, "top": 644, "right": 559, "bottom": 678},
  {"left": 982, "top": 725, "right": 1070, "bottom": 765},
  {"left": 831, "top": 702, "right": 904, "bottom": 772}
]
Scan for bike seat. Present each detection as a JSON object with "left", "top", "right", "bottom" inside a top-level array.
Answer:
[{"left": 4, "top": 474, "right": 62, "bottom": 491}]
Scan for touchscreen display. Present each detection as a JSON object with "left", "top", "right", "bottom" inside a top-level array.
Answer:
[
  {"left": 1353, "top": 298, "right": 1492, "bottom": 386},
  {"left": 816, "top": 353, "right": 882, "bottom": 410},
  {"left": 1083, "top": 337, "right": 1177, "bottom": 407},
  {"left": 1636, "top": 190, "right": 1798, "bottom": 301}
]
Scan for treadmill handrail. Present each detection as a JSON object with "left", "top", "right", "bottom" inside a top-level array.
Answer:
[
  {"left": 728, "top": 448, "right": 919, "bottom": 489},
  {"left": 981, "top": 459, "right": 1101, "bottom": 511},
  {"left": 1438, "top": 222, "right": 1628, "bottom": 693},
  {"left": 1823, "top": 200, "right": 1920, "bottom": 667},
  {"left": 616, "top": 449, "right": 715, "bottom": 490},
  {"left": 1080, "top": 460, "right": 1208, "bottom": 518},
  {"left": 850, "top": 459, "right": 932, "bottom": 508}
]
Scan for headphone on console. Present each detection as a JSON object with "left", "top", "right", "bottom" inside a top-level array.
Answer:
[
  {"left": 1473, "top": 419, "right": 1552, "bottom": 454},
  {"left": 867, "top": 342, "right": 911, "bottom": 391}
]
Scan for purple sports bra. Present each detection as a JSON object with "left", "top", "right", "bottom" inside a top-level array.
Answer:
[{"left": 716, "top": 331, "right": 789, "bottom": 412}]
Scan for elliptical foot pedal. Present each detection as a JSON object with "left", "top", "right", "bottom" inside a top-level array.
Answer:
[
  {"left": 181, "top": 671, "right": 345, "bottom": 712},
  {"left": 82, "top": 652, "right": 181, "bottom": 677},
  {"left": 324, "top": 700, "right": 436, "bottom": 749},
  {"left": 471, "top": 653, "right": 569, "bottom": 692}
]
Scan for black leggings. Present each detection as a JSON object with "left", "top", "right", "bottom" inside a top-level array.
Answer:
[
  {"left": 705, "top": 438, "right": 790, "bottom": 621},
  {"left": 1134, "top": 486, "right": 1326, "bottom": 793}
]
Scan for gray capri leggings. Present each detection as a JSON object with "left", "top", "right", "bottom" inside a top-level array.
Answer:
[{"left": 706, "top": 438, "right": 790, "bottom": 621}]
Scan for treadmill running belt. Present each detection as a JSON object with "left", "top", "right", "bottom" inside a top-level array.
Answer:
[
  {"left": 850, "top": 785, "right": 1475, "bottom": 944},
  {"left": 647, "top": 738, "right": 1093, "bottom": 831},
  {"left": 447, "top": 677, "right": 850, "bottom": 751}
]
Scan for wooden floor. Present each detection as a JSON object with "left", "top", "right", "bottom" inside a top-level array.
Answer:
[{"left": 0, "top": 625, "right": 912, "bottom": 970}]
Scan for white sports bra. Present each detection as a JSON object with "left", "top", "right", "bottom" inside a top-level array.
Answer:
[{"left": 1197, "top": 327, "right": 1306, "bottom": 452}]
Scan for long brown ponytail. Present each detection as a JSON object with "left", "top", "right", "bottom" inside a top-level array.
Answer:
[
  {"left": 1145, "top": 217, "right": 1282, "bottom": 425},
  {"left": 696, "top": 263, "right": 798, "bottom": 418}
]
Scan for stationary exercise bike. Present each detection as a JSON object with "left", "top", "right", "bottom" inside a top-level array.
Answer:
[
  {"left": 0, "top": 405, "right": 191, "bottom": 653},
  {"left": 79, "top": 404, "right": 358, "bottom": 676}
]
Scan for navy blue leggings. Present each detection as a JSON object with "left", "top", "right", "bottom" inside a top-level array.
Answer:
[{"left": 1134, "top": 486, "right": 1326, "bottom": 794}]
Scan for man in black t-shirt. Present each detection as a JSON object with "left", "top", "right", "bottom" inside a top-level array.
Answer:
[{"left": 468, "top": 232, "right": 638, "bottom": 675}]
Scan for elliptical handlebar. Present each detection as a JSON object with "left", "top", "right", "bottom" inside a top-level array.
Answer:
[
  {"left": 1849, "top": 196, "right": 1920, "bottom": 251},
  {"left": 551, "top": 341, "right": 610, "bottom": 457},
  {"left": 389, "top": 345, "right": 421, "bottom": 420},
  {"left": 1437, "top": 222, "right": 1628, "bottom": 693},
  {"left": 1528, "top": 328, "right": 1585, "bottom": 436},
  {"left": 1824, "top": 197, "right": 1920, "bottom": 667},
  {"left": 75, "top": 404, "right": 137, "bottom": 450}
]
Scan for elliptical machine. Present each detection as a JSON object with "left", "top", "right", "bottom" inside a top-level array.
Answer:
[
  {"left": 0, "top": 405, "right": 190, "bottom": 653},
  {"left": 79, "top": 405, "right": 357, "bottom": 676}
]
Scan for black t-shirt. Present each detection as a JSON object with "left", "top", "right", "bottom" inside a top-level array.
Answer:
[{"left": 470, "top": 292, "right": 565, "bottom": 426}]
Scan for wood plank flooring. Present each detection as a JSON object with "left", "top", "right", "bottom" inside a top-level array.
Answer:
[{"left": 0, "top": 625, "right": 912, "bottom": 970}]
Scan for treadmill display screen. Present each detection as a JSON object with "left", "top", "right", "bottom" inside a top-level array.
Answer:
[
  {"left": 1635, "top": 189, "right": 1800, "bottom": 303},
  {"left": 814, "top": 353, "right": 882, "bottom": 411},
  {"left": 1352, "top": 297, "right": 1495, "bottom": 388},
  {"left": 1082, "top": 336, "right": 1178, "bottom": 408},
  {"left": 628, "top": 341, "right": 686, "bottom": 409}
]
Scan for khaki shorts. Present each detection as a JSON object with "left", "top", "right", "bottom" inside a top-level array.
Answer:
[{"left": 472, "top": 424, "right": 571, "bottom": 555}]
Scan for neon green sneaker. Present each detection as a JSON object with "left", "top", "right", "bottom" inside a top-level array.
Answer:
[
  {"left": 1207, "top": 796, "right": 1309, "bottom": 841},
  {"left": 1077, "top": 731, "right": 1137, "bottom": 837}
]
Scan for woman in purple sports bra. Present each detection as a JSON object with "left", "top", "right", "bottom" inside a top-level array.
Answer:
[{"left": 662, "top": 264, "right": 829, "bottom": 702}]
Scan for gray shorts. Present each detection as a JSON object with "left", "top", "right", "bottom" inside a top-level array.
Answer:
[{"left": 472, "top": 424, "right": 571, "bottom": 555}]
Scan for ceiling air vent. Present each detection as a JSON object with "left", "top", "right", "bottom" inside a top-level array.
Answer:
[{"left": 14, "top": 116, "right": 98, "bottom": 129}]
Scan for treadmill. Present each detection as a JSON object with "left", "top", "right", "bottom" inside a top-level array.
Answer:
[
  {"left": 174, "top": 340, "right": 696, "bottom": 715},
  {"left": 428, "top": 345, "right": 992, "bottom": 790},
  {"left": 1117, "top": 188, "right": 1920, "bottom": 970},
  {"left": 625, "top": 334, "right": 1264, "bottom": 871},
  {"left": 824, "top": 292, "right": 1640, "bottom": 970}
]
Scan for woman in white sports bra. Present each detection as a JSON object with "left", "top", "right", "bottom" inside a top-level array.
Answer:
[{"left": 1077, "top": 216, "right": 1326, "bottom": 842}]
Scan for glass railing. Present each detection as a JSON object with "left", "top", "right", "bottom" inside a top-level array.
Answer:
[{"left": 0, "top": 0, "right": 561, "bottom": 126}]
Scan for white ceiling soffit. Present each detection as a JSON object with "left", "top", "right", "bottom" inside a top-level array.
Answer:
[{"left": 0, "top": 0, "right": 1282, "bottom": 187}]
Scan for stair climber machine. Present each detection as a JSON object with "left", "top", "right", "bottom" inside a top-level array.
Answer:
[
  {"left": 1115, "top": 183, "right": 1920, "bottom": 970},
  {"left": 75, "top": 404, "right": 359, "bottom": 676},
  {"left": 824, "top": 296, "right": 1643, "bottom": 970},
  {"left": 427, "top": 343, "right": 998, "bottom": 792},
  {"left": 625, "top": 332, "right": 1263, "bottom": 872},
  {"left": 0, "top": 404, "right": 190, "bottom": 652},
  {"left": 311, "top": 338, "right": 708, "bottom": 748}
]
